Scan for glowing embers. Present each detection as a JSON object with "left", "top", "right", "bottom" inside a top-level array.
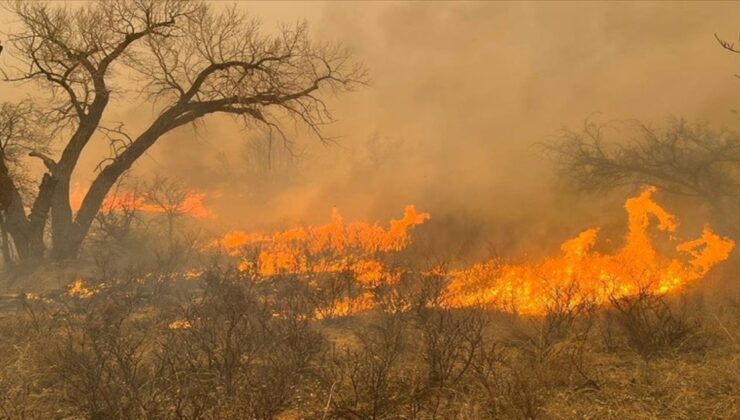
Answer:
[
  {"left": 68, "top": 278, "right": 94, "bottom": 298},
  {"left": 443, "top": 187, "right": 735, "bottom": 315}
]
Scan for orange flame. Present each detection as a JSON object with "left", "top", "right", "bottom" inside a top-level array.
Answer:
[
  {"left": 212, "top": 188, "right": 734, "bottom": 318},
  {"left": 168, "top": 320, "right": 192, "bottom": 330},
  {"left": 69, "top": 183, "right": 211, "bottom": 218},
  {"left": 68, "top": 277, "right": 94, "bottom": 298},
  {"left": 215, "top": 205, "right": 430, "bottom": 281},
  {"left": 443, "top": 187, "right": 735, "bottom": 315}
]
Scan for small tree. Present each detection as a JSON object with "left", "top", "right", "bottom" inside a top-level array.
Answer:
[
  {"left": 546, "top": 119, "right": 740, "bottom": 231},
  {"left": 145, "top": 177, "right": 192, "bottom": 251},
  {"left": 546, "top": 33, "right": 740, "bottom": 230},
  {"left": 548, "top": 119, "right": 740, "bottom": 198}
]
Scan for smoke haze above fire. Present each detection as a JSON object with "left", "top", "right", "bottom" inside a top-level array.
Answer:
[{"left": 2, "top": 2, "right": 740, "bottom": 256}]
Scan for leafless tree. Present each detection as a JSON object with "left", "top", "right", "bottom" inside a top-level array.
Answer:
[
  {"left": 144, "top": 176, "right": 191, "bottom": 249},
  {"left": 548, "top": 34, "right": 740, "bottom": 210},
  {"left": 92, "top": 178, "right": 144, "bottom": 246},
  {"left": 547, "top": 119, "right": 740, "bottom": 231},
  {"left": 553, "top": 32, "right": 740, "bottom": 208},
  {"left": 0, "top": 0, "right": 365, "bottom": 260},
  {"left": 143, "top": 176, "right": 204, "bottom": 271},
  {"left": 240, "top": 132, "right": 299, "bottom": 187}
]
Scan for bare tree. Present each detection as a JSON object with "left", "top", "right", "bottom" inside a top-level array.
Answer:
[
  {"left": 0, "top": 0, "right": 365, "bottom": 260},
  {"left": 241, "top": 133, "right": 299, "bottom": 186},
  {"left": 143, "top": 175, "right": 204, "bottom": 270},
  {"left": 92, "top": 178, "right": 144, "bottom": 246},
  {"left": 546, "top": 118, "right": 740, "bottom": 239},
  {"left": 547, "top": 119, "right": 740, "bottom": 227},
  {"left": 144, "top": 176, "right": 192, "bottom": 251}
]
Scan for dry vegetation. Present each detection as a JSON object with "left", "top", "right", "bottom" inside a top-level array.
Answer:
[
  {"left": 0, "top": 263, "right": 736, "bottom": 419},
  {"left": 0, "top": 2, "right": 739, "bottom": 419}
]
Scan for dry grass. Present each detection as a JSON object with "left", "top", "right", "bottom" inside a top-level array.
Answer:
[{"left": 0, "top": 268, "right": 736, "bottom": 419}]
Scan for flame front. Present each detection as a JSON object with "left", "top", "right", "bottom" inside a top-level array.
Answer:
[
  {"left": 213, "top": 188, "right": 734, "bottom": 317},
  {"left": 443, "top": 187, "right": 735, "bottom": 315},
  {"left": 216, "top": 205, "right": 430, "bottom": 282}
]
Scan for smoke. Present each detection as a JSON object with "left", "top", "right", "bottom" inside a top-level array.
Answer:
[{"left": 3, "top": 2, "right": 740, "bottom": 259}]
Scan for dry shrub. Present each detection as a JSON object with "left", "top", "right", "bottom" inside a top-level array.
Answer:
[
  {"left": 38, "top": 279, "right": 165, "bottom": 419},
  {"left": 0, "top": 269, "right": 325, "bottom": 419},
  {"left": 606, "top": 290, "right": 708, "bottom": 359},
  {"left": 0, "top": 265, "right": 733, "bottom": 419},
  {"left": 308, "top": 271, "right": 363, "bottom": 320},
  {"left": 158, "top": 270, "right": 323, "bottom": 419},
  {"left": 320, "top": 313, "right": 417, "bottom": 419},
  {"left": 320, "top": 272, "right": 563, "bottom": 420},
  {"left": 507, "top": 281, "right": 598, "bottom": 382},
  {"left": 0, "top": 299, "right": 61, "bottom": 418}
]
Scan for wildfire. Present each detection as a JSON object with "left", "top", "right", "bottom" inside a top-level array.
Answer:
[
  {"left": 215, "top": 205, "right": 430, "bottom": 282},
  {"left": 69, "top": 183, "right": 211, "bottom": 218},
  {"left": 212, "top": 188, "right": 734, "bottom": 318},
  {"left": 443, "top": 187, "right": 735, "bottom": 315},
  {"left": 213, "top": 206, "right": 429, "bottom": 318}
]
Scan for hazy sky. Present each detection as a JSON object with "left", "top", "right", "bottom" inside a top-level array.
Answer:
[{"left": 2, "top": 2, "right": 740, "bottom": 254}]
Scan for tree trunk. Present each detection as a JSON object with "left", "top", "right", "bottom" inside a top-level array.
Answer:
[
  {"left": 47, "top": 94, "right": 110, "bottom": 260},
  {"left": 58, "top": 110, "right": 190, "bottom": 259},
  {"left": 49, "top": 105, "right": 197, "bottom": 260},
  {"left": 52, "top": 227, "right": 85, "bottom": 260},
  {"left": 3, "top": 189, "right": 45, "bottom": 260},
  {"left": 0, "top": 156, "right": 43, "bottom": 260},
  {"left": 57, "top": 165, "right": 121, "bottom": 259},
  {"left": 50, "top": 175, "right": 78, "bottom": 259},
  {"left": 47, "top": 172, "right": 84, "bottom": 260},
  {"left": 0, "top": 214, "right": 13, "bottom": 265}
]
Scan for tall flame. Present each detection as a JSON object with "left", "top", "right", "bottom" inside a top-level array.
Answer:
[
  {"left": 214, "top": 188, "right": 734, "bottom": 317},
  {"left": 443, "top": 187, "right": 735, "bottom": 315}
]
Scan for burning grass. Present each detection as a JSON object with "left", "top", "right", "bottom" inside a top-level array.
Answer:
[
  {"left": 212, "top": 187, "right": 734, "bottom": 317},
  {"left": 215, "top": 205, "right": 430, "bottom": 281},
  {"left": 0, "top": 187, "right": 736, "bottom": 419}
]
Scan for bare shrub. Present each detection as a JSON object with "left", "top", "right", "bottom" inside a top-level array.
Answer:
[
  {"left": 320, "top": 313, "right": 417, "bottom": 419},
  {"left": 308, "top": 271, "right": 360, "bottom": 320},
  {"left": 412, "top": 307, "right": 487, "bottom": 416},
  {"left": 0, "top": 261, "right": 731, "bottom": 419},
  {"left": 158, "top": 269, "right": 323, "bottom": 419},
  {"left": 0, "top": 298, "right": 61, "bottom": 418},
  {"left": 376, "top": 269, "right": 449, "bottom": 315},
  {"left": 44, "top": 280, "right": 164, "bottom": 419},
  {"left": 607, "top": 290, "right": 707, "bottom": 359}
]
